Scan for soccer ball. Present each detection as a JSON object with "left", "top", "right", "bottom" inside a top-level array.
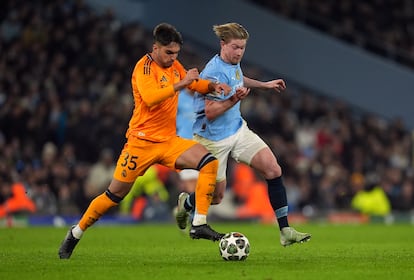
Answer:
[{"left": 219, "top": 232, "right": 250, "bottom": 261}]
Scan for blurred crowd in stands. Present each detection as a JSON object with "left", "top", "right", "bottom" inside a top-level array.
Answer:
[
  {"left": 250, "top": 0, "right": 414, "bottom": 69},
  {"left": 1, "top": 0, "right": 413, "bottom": 223}
]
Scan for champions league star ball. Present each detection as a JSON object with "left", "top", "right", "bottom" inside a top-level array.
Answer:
[{"left": 219, "top": 232, "right": 250, "bottom": 261}]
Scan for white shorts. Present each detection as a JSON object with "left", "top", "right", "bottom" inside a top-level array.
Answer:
[{"left": 194, "top": 121, "right": 267, "bottom": 182}]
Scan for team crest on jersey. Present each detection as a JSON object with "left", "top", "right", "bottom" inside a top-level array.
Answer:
[
  {"left": 235, "top": 69, "right": 241, "bottom": 80},
  {"left": 173, "top": 69, "right": 179, "bottom": 77}
]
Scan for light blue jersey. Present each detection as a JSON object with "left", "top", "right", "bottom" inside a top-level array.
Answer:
[
  {"left": 176, "top": 89, "right": 195, "bottom": 139},
  {"left": 193, "top": 54, "right": 244, "bottom": 141}
]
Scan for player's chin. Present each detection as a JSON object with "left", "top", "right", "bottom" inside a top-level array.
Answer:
[
  {"left": 231, "top": 58, "right": 242, "bottom": 64},
  {"left": 162, "top": 61, "right": 174, "bottom": 68}
]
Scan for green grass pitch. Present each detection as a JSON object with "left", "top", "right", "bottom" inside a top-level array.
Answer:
[{"left": 1, "top": 222, "right": 413, "bottom": 280}]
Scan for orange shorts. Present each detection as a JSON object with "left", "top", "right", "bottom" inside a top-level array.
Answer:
[{"left": 113, "top": 135, "right": 197, "bottom": 183}]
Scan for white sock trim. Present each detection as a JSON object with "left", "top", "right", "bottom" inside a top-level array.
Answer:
[
  {"left": 72, "top": 224, "right": 84, "bottom": 239},
  {"left": 192, "top": 212, "right": 207, "bottom": 226}
]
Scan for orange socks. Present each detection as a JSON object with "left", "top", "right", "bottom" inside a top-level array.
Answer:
[
  {"left": 78, "top": 193, "right": 118, "bottom": 231},
  {"left": 194, "top": 159, "right": 218, "bottom": 215}
]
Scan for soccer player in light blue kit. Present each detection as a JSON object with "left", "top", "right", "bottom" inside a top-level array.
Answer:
[{"left": 175, "top": 22, "right": 311, "bottom": 246}]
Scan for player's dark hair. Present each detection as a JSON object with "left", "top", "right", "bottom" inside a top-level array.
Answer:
[{"left": 153, "top": 23, "right": 183, "bottom": 46}]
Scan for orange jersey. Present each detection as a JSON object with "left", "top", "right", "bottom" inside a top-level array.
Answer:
[{"left": 127, "top": 54, "right": 211, "bottom": 142}]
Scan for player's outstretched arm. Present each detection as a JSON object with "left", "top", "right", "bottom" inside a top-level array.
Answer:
[
  {"left": 243, "top": 76, "right": 286, "bottom": 93},
  {"left": 184, "top": 70, "right": 231, "bottom": 96}
]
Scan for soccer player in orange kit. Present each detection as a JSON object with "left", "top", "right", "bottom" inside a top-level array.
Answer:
[{"left": 58, "top": 23, "right": 231, "bottom": 259}]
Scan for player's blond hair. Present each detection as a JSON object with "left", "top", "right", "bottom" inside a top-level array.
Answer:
[{"left": 213, "top": 22, "right": 249, "bottom": 43}]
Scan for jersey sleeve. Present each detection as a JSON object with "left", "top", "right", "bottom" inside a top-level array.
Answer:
[
  {"left": 174, "top": 61, "right": 212, "bottom": 94},
  {"left": 134, "top": 61, "right": 176, "bottom": 107},
  {"left": 188, "top": 78, "right": 211, "bottom": 94}
]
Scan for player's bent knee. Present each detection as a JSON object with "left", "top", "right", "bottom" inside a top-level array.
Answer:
[{"left": 263, "top": 165, "right": 282, "bottom": 179}]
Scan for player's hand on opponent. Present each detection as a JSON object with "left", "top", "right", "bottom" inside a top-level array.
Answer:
[
  {"left": 263, "top": 79, "right": 286, "bottom": 93},
  {"left": 211, "top": 82, "right": 231, "bottom": 96}
]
